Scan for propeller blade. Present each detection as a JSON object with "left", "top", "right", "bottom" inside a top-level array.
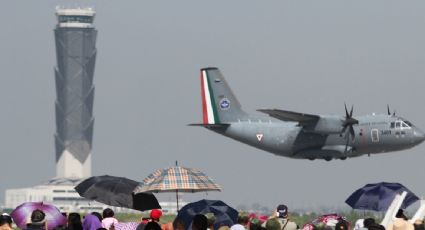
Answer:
[
  {"left": 345, "top": 103, "right": 349, "bottom": 118},
  {"left": 349, "top": 126, "right": 355, "bottom": 139},
  {"left": 387, "top": 104, "right": 391, "bottom": 115},
  {"left": 344, "top": 138, "right": 349, "bottom": 153},
  {"left": 350, "top": 105, "right": 354, "bottom": 118}
]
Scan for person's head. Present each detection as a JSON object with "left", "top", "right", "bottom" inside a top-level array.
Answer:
[
  {"left": 265, "top": 218, "right": 281, "bottom": 230},
  {"left": 91, "top": 212, "right": 102, "bottom": 222},
  {"left": 68, "top": 212, "right": 82, "bottom": 229},
  {"left": 206, "top": 215, "right": 216, "bottom": 230},
  {"left": 0, "top": 214, "right": 12, "bottom": 230},
  {"left": 367, "top": 223, "right": 386, "bottom": 230},
  {"left": 335, "top": 220, "right": 349, "bottom": 230},
  {"left": 83, "top": 214, "right": 102, "bottom": 230},
  {"left": 249, "top": 218, "right": 262, "bottom": 230},
  {"left": 363, "top": 218, "right": 376, "bottom": 228},
  {"left": 149, "top": 209, "right": 162, "bottom": 222},
  {"left": 144, "top": 222, "right": 161, "bottom": 230},
  {"left": 102, "top": 208, "right": 115, "bottom": 218},
  {"left": 192, "top": 214, "right": 208, "bottom": 230},
  {"left": 237, "top": 215, "right": 249, "bottom": 226},
  {"left": 276, "top": 204, "right": 288, "bottom": 219},
  {"left": 30, "top": 209, "right": 46, "bottom": 226},
  {"left": 173, "top": 218, "right": 186, "bottom": 230}
]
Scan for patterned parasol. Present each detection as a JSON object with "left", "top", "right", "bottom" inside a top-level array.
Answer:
[{"left": 134, "top": 164, "right": 221, "bottom": 210}]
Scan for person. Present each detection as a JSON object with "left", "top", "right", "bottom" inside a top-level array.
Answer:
[
  {"left": 172, "top": 218, "right": 186, "bottom": 230},
  {"left": 144, "top": 222, "right": 161, "bottom": 230},
  {"left": 265, "top": 218, "right": 280, "bottom": 230},
  {"left": 149, "top": 209, "right": 162, "bottom": 222},
  {"left": 192, "top": 214, "right": 208, "bottom": 230},
  {"left": 249, "top": 218, "right": 262, "bottom": 230},
  {"left": 274, "top": 204, "right": 297, "bottom": 230},
  {"left": 414, "top": 220, "right": 425, "bottom": 230},
  {"left": 387, "top": 210, "right": 414, "bottom": 230},
  {"left": 335, "top": 220, "right": 349, "bottom": 230},
  {"left": 82, "top": 214, "right": 102, "bottom": 230},
  {"left": 25, "top": 209, "right": 47, "bottom": 230},
  {"left": 231, "top": 215, "right": 249, "bottom": 230},
  {"left": 68, "top": 213, "right": 83, "bottom": 230},
  {"left": 91, "top": 212, "right": 102, "bottom": 222},
  {"left": 0, "top": 213, "right": 12, "bottom": 230},
  {"left": 101, "top": 208, "right": 118, "bottom": 230}
]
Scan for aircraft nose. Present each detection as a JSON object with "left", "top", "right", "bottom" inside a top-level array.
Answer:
[{"left": 413, "top": 128, "right": 425, "bottom": 144}]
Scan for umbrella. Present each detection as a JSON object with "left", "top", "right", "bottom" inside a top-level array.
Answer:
[
  {"left": 302, "top": 214, "right": 348, "bottom": 230},
  {"left": 10, "top": 202, "right": 67, "bottom": 230},
  {"left": 345, "top": 182, "right": 419, "bottom": 211},
  {"left": 134, "top": 164, "right": 222, "bottom": 210},
  {"left": 75, "top": 175, "right": 161, "bottom": 211},
  {"left": 175, "top": 199, "right": 238, "bottom": 229}
]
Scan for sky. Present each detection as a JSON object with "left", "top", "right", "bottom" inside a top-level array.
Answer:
[{"left": 2, "top": 0, "right": 425, "bottom": 211}]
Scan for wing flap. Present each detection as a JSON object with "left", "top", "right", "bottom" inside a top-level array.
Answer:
[{"left": 257, "top": 109, "right": 319, "bottom": 125}]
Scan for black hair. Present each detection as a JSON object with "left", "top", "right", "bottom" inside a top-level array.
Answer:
[
  {"left": 364, "top": 218, "right": 376, "bottom": 228},
  {"left": 102, "top": 208, "right": 114, "bottom": 218},
  {"left": 335, "top": 220, "right": 349, "bottom": 230},
  {"left": 0, "top": 214, "right": 12, "bottom": 227},
  {"left": 144, "top": 222, "right": 161, "bottom": 230},
  {"left": 68, "top": 212, "right": 83, "bottom": 230},
  {"left": 192, "top": 214, "right": 208, "bottom": 230},
  {"left": 91, "top": 212, "right": 103, "bottom": 222}
]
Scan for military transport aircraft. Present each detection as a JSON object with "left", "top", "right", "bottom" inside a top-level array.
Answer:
[{"left": 191, "top": 67, "right": 425, "bottom": 161}]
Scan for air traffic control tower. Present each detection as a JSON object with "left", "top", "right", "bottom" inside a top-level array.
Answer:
[{"left": 54, "top": 7, "right": 97, "bottom": 178}]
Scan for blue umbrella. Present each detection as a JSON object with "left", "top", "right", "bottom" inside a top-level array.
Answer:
[
  {"left": 345, "top": 182, "right": 419, "bottom": 211},
  {"left": 176, "top": 199, "right": 238, "bottom": 229}
]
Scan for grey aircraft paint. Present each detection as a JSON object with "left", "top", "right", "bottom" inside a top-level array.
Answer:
[{"left": 192, "top": 67, "right": 425, "bottom": 161}]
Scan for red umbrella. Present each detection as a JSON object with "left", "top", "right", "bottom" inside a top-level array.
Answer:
[{"left": 10, "top": 202, "right": 67, "bottom": 230}]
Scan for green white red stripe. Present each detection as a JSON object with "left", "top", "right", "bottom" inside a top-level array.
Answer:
[{"left": 201, "top": 69, "right": 220, "bottom": 124}]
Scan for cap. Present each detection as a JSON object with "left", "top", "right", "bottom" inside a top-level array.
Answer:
[
  {"left": 150, "top": 209, "right": 162, "bottom": 220},
  {"left": 276, "top": 204, "right": 288, "bottom": 218}
]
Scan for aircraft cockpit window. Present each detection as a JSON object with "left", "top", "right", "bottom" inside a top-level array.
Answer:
[
  {"left": 390, "top": 122, "right": 395, "bottom": 129},
  {"left": 395, "top": 122, "right": 401, "bottom": 129},
  {"left": 404, "top": 121, "right": 413, "bottom": 127},
  {"left": 401, "top": 121, "right": 411, "bottom": 129}
]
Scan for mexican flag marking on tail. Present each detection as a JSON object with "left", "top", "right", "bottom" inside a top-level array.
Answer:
[{"left": 201, "top": 70, "right": 220, "bottom": 124}]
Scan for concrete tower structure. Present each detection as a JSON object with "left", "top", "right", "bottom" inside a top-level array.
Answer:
[{"left": 54, "top": 7, "right": 97, "bottom": 178}]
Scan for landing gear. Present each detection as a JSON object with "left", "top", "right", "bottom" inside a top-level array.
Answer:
[
  {"left": 308, "top": 157, "right": 316, "bottom": 161},
  {"left": 340, "top": 157, "right": 347, "bottom": 160},
  {"left": 324, "top": 157, "right": 332, "bottom": 161}
]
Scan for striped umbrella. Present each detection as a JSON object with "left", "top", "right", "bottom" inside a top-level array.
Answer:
[{"left": 134, "top": 164, "right": 222, "bottom": 210}]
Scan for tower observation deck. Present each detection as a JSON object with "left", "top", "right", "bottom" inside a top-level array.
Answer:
[{"left": 54, "top": 7, "right": 97, "bottom": 178}]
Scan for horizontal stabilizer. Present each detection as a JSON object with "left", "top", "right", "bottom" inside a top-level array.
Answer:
[
  {"left": 257, "top": 109, "right": 319, "bottom": 125},
  {"left": 188, "top": 123, "right": 230, "bottom": 128}
]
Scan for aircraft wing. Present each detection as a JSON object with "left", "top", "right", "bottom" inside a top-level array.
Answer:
[{"left": 257, "top": 109, "right": 319, "bottom": 125}]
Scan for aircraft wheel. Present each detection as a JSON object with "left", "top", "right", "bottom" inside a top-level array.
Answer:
[
  {"left": 308, "top": 158, "right": 315, "bottom": 161},
  {"left": 324, "top": 157, "right": 332, "bottom": 161},
  {"left": 340, "top": 157, "right": 347, "bottom": 160}
]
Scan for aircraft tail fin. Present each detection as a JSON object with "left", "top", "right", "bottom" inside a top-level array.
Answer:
[{"left": 199, "top": 67, "right": 248, "bottom": 124}]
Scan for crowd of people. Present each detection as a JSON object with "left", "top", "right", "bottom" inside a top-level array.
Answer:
[{"left": 0, "top": 204, "right": 423, "bottom": 230}]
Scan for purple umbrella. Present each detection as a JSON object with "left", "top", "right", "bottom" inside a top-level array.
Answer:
[{"left": 10, "top": 202, "right": 67, "bottom": 230}]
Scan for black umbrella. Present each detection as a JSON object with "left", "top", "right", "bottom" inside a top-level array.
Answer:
[
  {"left": 176, "top": 199, "right": 238, "bottom": 229},
  {"left": 345, "top": 182, "right": 419, "bottom": 211},
  {"left": 75, "top": 175, "right": 161, "bottom": 211}
]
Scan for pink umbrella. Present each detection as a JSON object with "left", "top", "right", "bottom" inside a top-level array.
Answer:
[{"left": 10, "top": 202, "right": 67, "bottom": 230}]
